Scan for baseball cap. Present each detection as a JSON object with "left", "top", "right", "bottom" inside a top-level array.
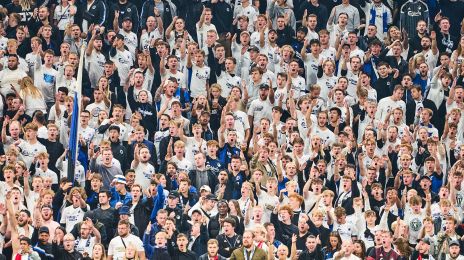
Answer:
[
  {"left": 297, "top": 26, "right": 308, "bottom": 35},
  {"left": 191, "top": 209, "right": 202, "bottom": 215},
  {"left": 248, "top": 45, "right": 259, "bottom": 52},
  {"left": 259, "top": 84, "right": 270, "bottom": 90},
  {"left": 113, "top": 175, "right": 127, "bottom": 184},
  {"left": 39, "top": 226, "right": 49, "bottom": 234},
  {"left": 419, "top": 175, "right": 431, "bottom": 182},
  {"left": 168, "top": 190, "right": 179, "bottom": 198},
  {"left": 119, "top": 205, "right": 131, "bottom": 215},
  {"left": 418, "top": 237, "right": 431, "bottom": 245},
  {"left": 450, "top": 239, "right": 460, "bottom": 247},
  {"left": 200, "top": 185, "right": 211, "bottom": 192},
  {"left": 205, "top": 194, "right": 218, "bottom": 201},
  {"left": 122, "top": 16, "right": 132, "bottom": 22},
  {"left": 115, "top": 34, "right": 125, "bottom": 40}
]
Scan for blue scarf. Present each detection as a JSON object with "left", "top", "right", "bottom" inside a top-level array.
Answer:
[{"left": 369, "top": 4, "right": 389, "bottom": 33}]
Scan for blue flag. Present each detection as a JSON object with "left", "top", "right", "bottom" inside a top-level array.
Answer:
[{"left": 67, "top": 91, "right": 79, "bottom": 183}]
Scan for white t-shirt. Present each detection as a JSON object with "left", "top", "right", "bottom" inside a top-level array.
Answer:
[
  {"left": 60, "top": 205, "right": 88, "bottom": 232},
  {"left": 34, "top": 61, "right": 58, "bottom": 103},
  {"left": 375, "top": 97, "right": 406, "bottom": 122},
  {"left": 76, "top": 236, "right": 97, "bottom": 257},
  {"left": 218, "top": 71, "right": 241, "bottom": 98},
  {"left": 111, "top": 49, "right": 133, "bottom": 87},
  {"left": 86, "top": 102, "right": 110, "bottom": 128},
  {"left": 184, "top": 137, "right": 207, "bottom": 163},
  {"left": 119, "top": 29, "right": 138, "bottom": 58},
  {"left": 86, "top": 50, "right": 106, "bottom": 88},
  {"left": 247, "top": 98, "right": 273, "bottom": 127},
  {"left": 108, "top": 234, "right": 144, "bottom": 259},
  {"left": 190, "top": 64, "right": 210, "bottom": 98},
  {"left": 404, "top": 209, "right": 427, "bottom": 245},
  {"left": 302, "top": 53, "right": 323, "bottom": 86},
  {"left": 290, "top": 75, "right": 306, "bottom": 99},
  {"left": 54, "top": 4, "right": 74, "bottom": 30},
  {"left": 35, "top": 168, "right": 59, "bottom": 184},
  {"left": 134, "top": 162, "right": 156, "bottom": 189},
  {"left": 18, "top": 141, "right": 47, "bottom": 168}
]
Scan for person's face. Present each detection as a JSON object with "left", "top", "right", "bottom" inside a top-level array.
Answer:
[
  {"left": 41, "top": 206, "right": 53, "bottom": 220},
  {"left": 440, "top": 19, "right": 450, "bottom": 31},
  {"left": 317, "top": 113, "right": 327, "bottom": 127},
  {"left": 421, "top": 37, "right": 431, "bottom": 49},
  {"left": 38, "top": 8, "right": 48, "bottom": 20},
  {"left": 338, "top": 14, "right": 348, "bottom": 25},
  {"left": 242, "top": 232, "right": 253, "bottom": 248},
  {"left": 207, "top": 243, "right": 218, "bottom": 255},
  {"left": 7, "top": 56, "right": 18, "bottom": 70},
  {"left": 276, "top": 18, "right": 285, "bottom": 29},
  {"left": 80, "top": 223, "right": 91, "bottom": 238},
  {"left": 117, "top": 224, "right": 129, "bottom": 237},
  {"left": 39, "top": 232, "right": 49, "bottom": 243},
  {"left": 42, "top": 27, "right": 52, "bottom": 38},
  {"left": 16, "top": 29, "right": 25, "bottom": 40},
  {"left": 68, "top": 54, "right": 79, "bottom": 66},
  {"left": 93, "top": 245, "right": 103, "bottom": 258},
  {"left": 177, "top": 236, "right": 188, "bottom": 250},
  {"left": 296, "top": 31, "right": 306, "bottom": 41},
  {"left": 71, "top": 26, "right": 80, "bottom": 38},
  {"left": 20, "top": 240, "right": 30, "bottom": 252},
  {"left": 98, "top": 193, "right": 109, "bottom": 205},
  {"left": 419, "top": 241, "right": 430, "bottom": 254},
  {"left": 417, "top": 21, "right": 427, "bottom": 33}
]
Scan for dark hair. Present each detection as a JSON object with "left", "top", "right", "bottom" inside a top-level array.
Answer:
[{"left": 223, "top": 217, "right": 236, "bottom": 227}]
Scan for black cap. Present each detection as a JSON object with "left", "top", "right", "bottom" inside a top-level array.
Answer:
[
  {"left": 297, "top": 26, "right": 308, "bottom": 35},
  {"left": 248, "top": 45, "right": 259, "bottom": 52},
  {"left": 115, "top": 34, "right": 125, "bottom": 40},
  {"left": 168, "top": 190, "right": 179, "bottom": 198},
  {"left": 418, "top": 237, "right": 431, "bottom": 245},
  {"left": 39, "top": 226, "right": 50, "bottom": 234},
  {"left": 450, "top": 240, "right": 460, "bottom": 247},
  {"left": 122, "top": 16, "right": 132, "bottom": 22},
  {"left": 205, "top": 194, "right": 218, "bottom": 201},
  {"left": 259, "top": 84, "right": 270, "bottom": 90},
  {"left": 269, "top": 29, "right": 277, "bottom": 34},
  {"left": 419, "top": 175, "right": 431, "bottom": 182}
]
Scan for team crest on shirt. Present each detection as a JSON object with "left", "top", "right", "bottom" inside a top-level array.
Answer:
[
  {"left": 410, "top": 218, "right": 422, "bottom": 231},
  {"left": 127, "top": 8, "right": 131, "bottom": 12},
  {"left": 92, "top": 6, "right": 96, "bottom": 9}
]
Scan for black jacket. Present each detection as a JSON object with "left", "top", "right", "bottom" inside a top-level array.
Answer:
[
  {"left": 190, "top": 224, "right": 209, "bottom": 256},
  {"left": 405, "top": 98, "right": 438, "bottom": 126},
  {"left": 199, "top": 254, "right": 227, "bottom": 260},
  {"left": 108, "top": 1, "right": 139, "bottom": 33},
  {"left": 127, "top": 86, "right": 158, "bottom": 136},
  {"left": 108, "top": 139, "right": 129, "bottom": 172},
  {"left": 75, "top": 0, "right": 107, "bottom": 28},
  {"left": 52, "top": 244, "right": 84, "bottom": 260},
  {"left": 217, "top": 233, "right": 242, "bottom": 258},
  {"left": 208, "top": 214, "right": 243, "bottom": 238},
  {"left": 188, "top": 169, "right": 218, "bottom": 191},
  {"left": 206, "top": 0, "right": 233, "bottom": 35},
  {"left": 127, "top": 197, "right": 154, "bottom": 239},
  {"left": 140, "top": 0, "right": 173, "bottom": 31}
]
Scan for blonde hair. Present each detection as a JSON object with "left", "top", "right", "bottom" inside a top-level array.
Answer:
[{"left": 19, "top": 76, "right": 43, "bottom": 99}]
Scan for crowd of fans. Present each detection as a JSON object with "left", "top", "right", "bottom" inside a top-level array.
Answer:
[{"left": 1, "top": 0, "right": 464, "bottom": 259}]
